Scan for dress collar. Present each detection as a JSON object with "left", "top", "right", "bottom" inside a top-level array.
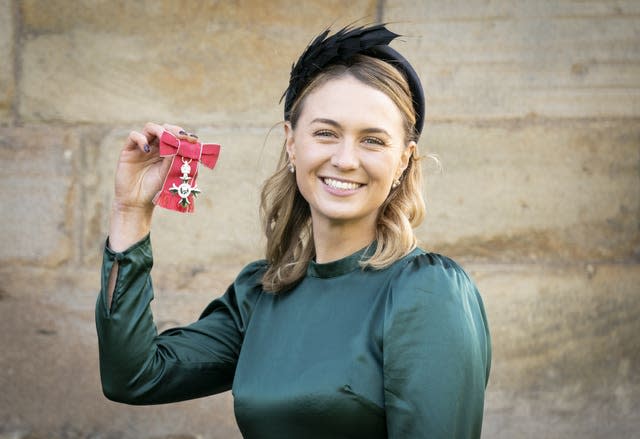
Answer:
[{"left": 306, "top": 243, "right": 375, "bottom": 278}]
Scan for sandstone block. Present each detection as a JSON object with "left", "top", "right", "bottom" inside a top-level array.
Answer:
[
  {"left": 385, "top": 0, "right": 640, "bottom": 119},
  {"left": 0, "top": 126, "right": 80, "bottom": 266},
  {"left": 418, "top": 119, "right": 640, "bottom": 262},
  {"left": 0, "top": 0, "right": 14, "bottom": 122},
  {"left": 19, "top": 0, "right": 376, "bottom": 125},
  {"left": 473, "top": 262, "right": 640, "bottom": 438}
]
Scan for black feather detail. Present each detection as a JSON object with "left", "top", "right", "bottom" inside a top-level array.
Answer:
[{"left": 282, "top": 24, "right": 400, "bottom": 119}]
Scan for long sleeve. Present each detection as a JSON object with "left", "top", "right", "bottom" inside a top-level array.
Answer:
[
  {"left": 95, "top": 234, "right": 266, "bottom": 405},
  {"left": 383, "top": 253, "right": 491, "bottom": 438}
]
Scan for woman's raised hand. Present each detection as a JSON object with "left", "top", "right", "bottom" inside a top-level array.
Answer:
[{"left": 108, "top": 122, "right": 197, "bottom": 251}]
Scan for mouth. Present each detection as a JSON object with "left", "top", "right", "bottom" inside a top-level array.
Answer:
[{"left": 321, "top": 177, "right": 364, "bottom": 191}]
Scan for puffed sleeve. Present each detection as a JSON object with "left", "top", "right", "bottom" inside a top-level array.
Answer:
[
  {"left": 383, "top": 253, "right": 491, "bottom": 438},
  {"left": 95, "top": 234, "right": 266, "bottom": 405}
]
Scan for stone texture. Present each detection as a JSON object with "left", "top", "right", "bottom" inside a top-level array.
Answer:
[
  {"left": 476, "top": 262, "right": 640, "bottom": 438},
  {"left": 477, "top": 262, "right": 640, "bottom": 397},
  {"left": 0, "top": 126, "right": 80, "bottom": 266},
  {"left": 418, "top": 119, "right": 640, "bottom": 262},
  {"left": 0, "top": 0, "right": 14, "bottom": 123},
  {"left": 384, "top": 0, "right": 640, "bottom": 119},
  {"left": 19, "top": 0, "right": 376, "bottom": 125}
]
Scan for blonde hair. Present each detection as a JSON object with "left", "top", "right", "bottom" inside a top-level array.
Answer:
[{"left": 260, "top": 55, "right": 425, "bottom": 293}]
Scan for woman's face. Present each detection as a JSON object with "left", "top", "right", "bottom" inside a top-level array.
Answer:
[{"left": 285, "top": 74, "right": 414, "bottom": 234}]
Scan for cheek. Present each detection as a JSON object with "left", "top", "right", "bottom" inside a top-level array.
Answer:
[
  {"left": 368, "top": 155, "right": 400, "bottom": 182},
  {"left": 295, "top": 144, "right": 327, "bottom": 171},
  {"left": 294, "top": 160, "right": 316, "bottom": 195}
]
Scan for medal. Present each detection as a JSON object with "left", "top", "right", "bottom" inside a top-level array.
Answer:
[
  {"left": 169, "top": 158, "right": 202, "bottom": 208},
  {"left": 153, "top": 131, "right": 221, "bottom": 213}
]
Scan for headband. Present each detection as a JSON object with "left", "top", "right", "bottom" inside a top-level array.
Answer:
[{"left": 281, "top": 24, "right": 425, "bottom": 138}]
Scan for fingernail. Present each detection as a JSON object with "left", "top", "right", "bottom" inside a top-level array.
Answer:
[
  {"left": 144, "top": 144, "right": 150, "bottom": 153},
  {"left": 178, "top": 130, "right": 187, "bottom": 135},
  {"left": 189, "top": 133, "right": 198, "bottom": 139}
]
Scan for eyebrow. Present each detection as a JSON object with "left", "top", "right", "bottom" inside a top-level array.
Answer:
[{"left": 310, "top": 118, "right": 392, "bottom": 137}]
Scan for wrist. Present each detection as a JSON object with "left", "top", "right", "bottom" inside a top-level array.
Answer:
[
  {"left": 108, "top": 201, "right": 153, "bottom": 252},
  {"left": 111, "top": 199, "right": 154, "bottom": 217}
]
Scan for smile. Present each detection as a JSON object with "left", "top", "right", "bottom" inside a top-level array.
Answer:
[{"left": 322, "top": 177, "right": 363, "bottom": 191}]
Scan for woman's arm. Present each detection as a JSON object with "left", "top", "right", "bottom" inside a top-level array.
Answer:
[
  {"left": 96, "top": 123, "right": 261, "bottom": 404},
  {"left": 96, "top": 234, "right": 265, "bottom": 404}
]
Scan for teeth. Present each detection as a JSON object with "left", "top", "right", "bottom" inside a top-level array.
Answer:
[{"left": 323, "top": 178, "right": 361, "bottom": 190}]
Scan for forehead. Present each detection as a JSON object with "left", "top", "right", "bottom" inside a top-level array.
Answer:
[{"left": 298, "top": 75, "right": 405, "bottom": 133}]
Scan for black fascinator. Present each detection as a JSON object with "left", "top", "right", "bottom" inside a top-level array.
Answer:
[{"left": 282, "top": 24, "right": 425, "bottom": 138}]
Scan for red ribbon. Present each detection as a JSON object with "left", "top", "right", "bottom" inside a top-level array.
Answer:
[{"left": 153, "top": 131, "right": 221, "bottom": 213}]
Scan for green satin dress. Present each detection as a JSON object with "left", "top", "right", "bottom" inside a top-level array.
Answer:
[{"left": 96, "top": 234, "right": 491, "bottom": 438}]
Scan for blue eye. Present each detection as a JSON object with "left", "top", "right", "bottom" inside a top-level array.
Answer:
[
  {"left": 314, "top": 130, "right": 336, "bottom": 137},
  {"left": 363, "top": 137, "right": 385, "bottom": 146}
]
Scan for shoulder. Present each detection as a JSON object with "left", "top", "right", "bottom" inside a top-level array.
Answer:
[
  {"left": 235, "top": 259, "right": 269, "bottom": 287},
  {"left": 390, "top": 249, "right": 477, "bottom": 300},
  {"left": 385, "top": 249, "right": 488, "bottom": 335}
]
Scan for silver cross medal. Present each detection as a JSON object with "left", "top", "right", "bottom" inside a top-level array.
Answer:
[{"left": 169, "top": 157, "right": 201, "bottom": 208}]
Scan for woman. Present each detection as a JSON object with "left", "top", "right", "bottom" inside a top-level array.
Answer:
[{"left": 96, "top": 25, "right": 491, "bottom": 438}]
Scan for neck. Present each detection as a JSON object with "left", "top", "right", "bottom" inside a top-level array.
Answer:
[{"left": 312, "top": 217, "right": 376, "bottom": 264}]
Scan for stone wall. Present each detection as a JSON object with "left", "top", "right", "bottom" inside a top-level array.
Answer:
[{"left": 1, "top": 1, "right": 638, "bottom": 438}]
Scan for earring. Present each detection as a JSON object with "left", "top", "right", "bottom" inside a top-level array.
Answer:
[
  {"left": 288, "top": 162, "right": 295, "bottom": 173},
  {"left": 392, "top": 178, "right": 401, "bottom": 188}
]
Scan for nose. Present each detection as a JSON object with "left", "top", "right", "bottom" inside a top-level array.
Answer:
[{"left": 330, "top": 137, "right": 359, "bottom": 170}]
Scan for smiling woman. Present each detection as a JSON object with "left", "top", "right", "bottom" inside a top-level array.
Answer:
[
  {"left": 288, "top": 75, "right": 415, "bottom": 258},
  {"left": 262, "top": 55, "right": 425, "bottom": 292},
  {"left": 95, "top": 24, "right": 491, "bottom": 439}
]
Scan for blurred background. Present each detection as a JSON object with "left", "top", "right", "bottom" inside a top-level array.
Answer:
[{"left": 0, "top": 1, "right": 638, "bottom": 438}]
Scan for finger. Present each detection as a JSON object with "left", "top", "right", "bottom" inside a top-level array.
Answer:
[
  {"left": 142, "top": 122, "right": 166, "bottom": 145},
  {"left": 163, "top": 124, "right": 200, "bottom": 143},
  {"left": 162, "top": 123, "right": 187, "bottom": 139},
  {"left": 186, "top": 132, "right": 199, "bottom": 143},
  {"left": 126, "top": 130, "right": 152, "bottom": 153}
]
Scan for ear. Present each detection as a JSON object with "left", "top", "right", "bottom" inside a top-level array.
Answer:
[
  {"left": 284, "top": 121, "right": 296, "bottom": 163},
  {"left": 396, "top": 141, "right": 416, "bottom": 179}
]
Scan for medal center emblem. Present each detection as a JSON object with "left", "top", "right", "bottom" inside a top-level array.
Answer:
[{"left": 177, "top": 182, "right": 192, "bottom": 199}]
